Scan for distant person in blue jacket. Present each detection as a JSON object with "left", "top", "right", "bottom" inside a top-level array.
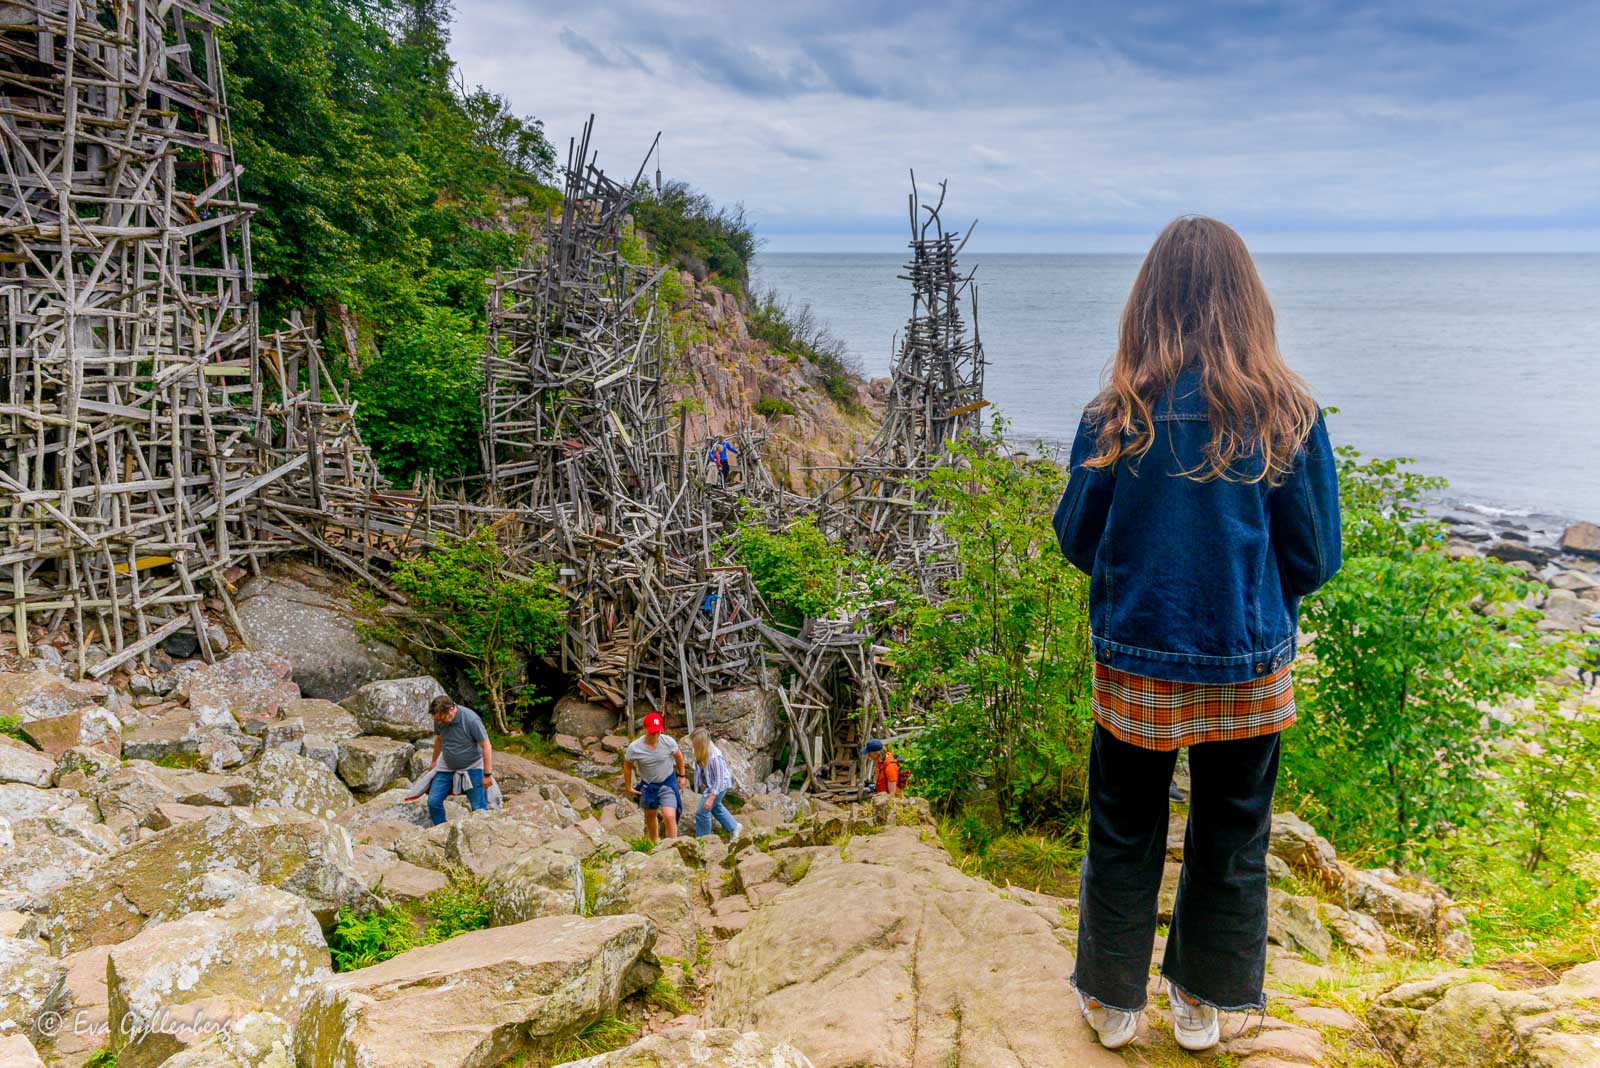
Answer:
[{"left": 708, "top": 438, "right": 739, "bottom": 486}]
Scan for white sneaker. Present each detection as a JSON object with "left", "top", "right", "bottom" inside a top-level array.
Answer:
[
  {"left": 1166, "top": 980, "right": 1220, "bottom": 1051},
  {"left": 1076, "top": 990, "right": 1138, "bottom": 1049},
  {"left": 730, "top": 822, "right": 742, "bottom": 839}
]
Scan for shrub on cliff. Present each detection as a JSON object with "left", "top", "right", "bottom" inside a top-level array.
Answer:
[
  {"left": 749, "top": 289, "right": 861, "bottom": 408},
  {"left": 354, "top": 306, "right": 485, "bottom": 482},
  {"left": 630, "top": 179, "right": 758, "bottom": 285},
  {"left": 1284, "top": 447, "right": 1565, "bottom": 869}
]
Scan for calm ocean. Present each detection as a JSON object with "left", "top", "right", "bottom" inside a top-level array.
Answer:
[{"left": 752, "top": 253, "right": 1600, "bottom": 527}]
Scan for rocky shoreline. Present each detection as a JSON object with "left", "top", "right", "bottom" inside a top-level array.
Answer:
[{"left": 1437, "top": 517, "right": 1600, "bottom": 637}]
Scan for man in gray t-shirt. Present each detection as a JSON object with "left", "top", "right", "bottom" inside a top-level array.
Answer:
[
  {"left": 425, "top": 694, "right": 492, "bottom": 825},
  {"left": 622, "top": 711, "right": 685, "bottom": 841}
]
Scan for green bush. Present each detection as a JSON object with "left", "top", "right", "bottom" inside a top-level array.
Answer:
[
  {"left": 355, "top": 305, "right": 485, "bottom": 482},
  {"left": 893, "top": 426, "right": 1094, "bottom": 829},
  {"left": 753, "top": 396, "right": 797, "bottom": 419},
  {"left": 725, "top": 513, "right": 850, "bottom": 631},
  {"left": 328, "top": 867, "right": 493, "bottom": 971},
  {"left": 1283, "top": 447, "right": 1563, "bottom": 868},
  {"left": 329, "top": 904, "right": 419, "bottom": 971},
  {"left": 387, "top": 527, "right": 566, "bottom": 731}
]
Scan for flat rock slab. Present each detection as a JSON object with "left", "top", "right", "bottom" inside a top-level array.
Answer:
[
  {"left": 295, "top": 913, "right": 658, "bottom": 1068},
  {"left": 342, "top": 677, "right": 445, "bottom": 741},
  {"left": 107, "top": 888, "right": 329, "bottom": 1068},
  {"left": 43, "top": 808, "right": 370, "bottom": 954},
  {"left": 557, "top": 1027, "right": 814, "bottom": 1067},
  {"left": 709, "top": 826, "right": 1124, "bottom": 1068}
]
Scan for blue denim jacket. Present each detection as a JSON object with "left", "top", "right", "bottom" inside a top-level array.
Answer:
[{"left": 1053, "top": 369, "right": 1342, "bottom": 684}]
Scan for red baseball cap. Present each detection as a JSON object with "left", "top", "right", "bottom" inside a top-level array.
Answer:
[{"left": 643, "top": 712, "right": 664, "bottom": 734}]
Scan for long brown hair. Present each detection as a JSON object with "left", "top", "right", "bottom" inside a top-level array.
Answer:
[{"left": 1087, "top": 216, "right": 1317, "bottom": 484}]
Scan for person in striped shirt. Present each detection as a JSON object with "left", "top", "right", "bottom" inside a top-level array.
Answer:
[
  {"left": 1054, "top": 217, "right": 1342, "bottom": 1052},
  {"left": 689, "top": 727, "right": 741, "bottom": 839}
]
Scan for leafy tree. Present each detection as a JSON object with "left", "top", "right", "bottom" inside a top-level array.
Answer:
[
  {"left": 892, "top": 428, "right": 1095, "bottom": 829},
  {"left": 353, "top": 306, "right": 484, "bottom": 482},
  {"left": 725, "top": 513, "right": 853, "bottom": 632},
  {"left": 387, "top": 527, "right": 566, "bottom": 731},
  {"left": 1284, "top": 447, "right": 1563, "bottom": 867}
]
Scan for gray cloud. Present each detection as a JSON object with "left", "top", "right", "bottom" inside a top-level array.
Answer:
[{"left": 453, "top": 0, "right": 1600, "bottom": 250}]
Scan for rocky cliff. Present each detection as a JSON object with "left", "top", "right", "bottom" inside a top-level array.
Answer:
[{"left": 663, "top": 275, "right": 884, "bottom": 496}]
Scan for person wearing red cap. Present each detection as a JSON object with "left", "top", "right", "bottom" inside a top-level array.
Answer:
[{"left": 622, "top": 711, "right": 687, "bottom": 841}]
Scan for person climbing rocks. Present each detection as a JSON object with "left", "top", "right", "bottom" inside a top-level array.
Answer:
[
  {"left": 623, "top": 711, "right": 686, "bottom": 841},
  {"left": 860, "top": 738, "right": 902, "bottom": 798},
  {"left": 708, "top": 437, "right": 739, "bottom": 486},
  {"left": 409, "top": 694, "right": 495, "bottom": 826},
  {"left": 1054, "top": 216, "right": 1342, "bottom": 1052},
  {"left": 689, "top": 727, "right": 741, "bottom": 839}
]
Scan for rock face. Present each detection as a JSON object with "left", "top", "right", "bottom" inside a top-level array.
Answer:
[
  {"left": 236, "top": 568, "right": 417, "bottom": 701},
  {"left": 335, "top": 736, "right": 413, "bottom": 794},
  {"left": 592, "top": 846, "right": 701, "bottom": 963},
  {"left": 343, "top": 677, "right": 445, "bottom": 741},
  {"left": 158, "top": 1011, "right": 295, "bottom": 1068},
  {"left": 0, "top": 935, "right": 67, "bottom": 1039},
  {"left": 238, "top": 748, "right": 354, "bottom": 820},
  {"left": 177, "top": 652, "right": 301, "bottom": 724},
  {"left": 44, "top": 808, "right": 370, "bottom": 953},
  {"left": 295, "top": 914, "right": 659, "bottom": 1068},
  {"left": 107, "top": 889, "right": 330, "bottom": 1067},
  {"left": 559, "top": 1027, "right": 815, "bottom": 1067},
  {"left": 551, "top": 696, "right": 618, "bottom": 738},
  {"left": 1370, "top": 961, "right": 1600, "bottom": 1067},
  {"left": 0, "top": 741, "right": 55, "bottom": 787},
  {"left": 1560, "top": 521, "right": 1600, "bottom": 558},
  {"left": 694, "top": 687, "right": 782, "bottom": 793},
  {"left": 710, "top": 825, "right": 1123, "bottom": 1068}
]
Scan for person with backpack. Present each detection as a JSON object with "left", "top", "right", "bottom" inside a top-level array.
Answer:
[
  {"left": 1054, "top": 217, "right": 1341, "bottom": 1052},
  {"left": 860, "top": 738, "right": 906, "bottom": 797}
]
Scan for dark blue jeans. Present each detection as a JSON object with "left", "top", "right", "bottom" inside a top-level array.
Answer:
[
  {"left": 427, "top": 768, "right": 486, "bottom": 826},
  {"left": 1073, "top": 724, "right": 1280, "bottom": 1012}
]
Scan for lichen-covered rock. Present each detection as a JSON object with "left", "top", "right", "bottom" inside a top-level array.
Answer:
[
  {"left": 591, "top": 846, "right": 700, "bottom": 962},
  {"left": 336, "top": 787, "right": 433, "bottom": 833},
  {"left": 156, "top": 1010, "right": 295, "bottom": 1068},
  {"left": 237, "top": 748, "right": 354, "bottom": 820},
  {"left": 294, "top": 914, "right": 659, "bottom": 1068},
  {"left": 0, "top": 936, "right": 67, "bottom": 1038},
  {"left": 710, "top": 826, "right": 1126, "bottom": 1068},
  {"left": 235, "top": 568, "right": 417, "bottom": 701},
  {"left": 0, "top": 740, "right": 55, "bottom": 787},
  {"left": 107, "top": 889, "right": 329, "bottom": 1068},
  {"left": 335, "top": 736, "right": 412, "bottom": 793},
  {"left": 0, "top": 834, "right": 102, "bottom": 911},
  {"left": 150, "top": 766, "right": 256, "bottom": 807},
  {"left": 0, "top": 672, "right": 111, "bottom": 721},
  {"left": 176, "top": 652, "right": 300, "bottom": 724},
  {"left": 36, "top": 943, "right": 114, "bottom": 1068},
  {"left": 1342, "top": 864, "right": 1474, "bottom": 959},
  {"left": 484, "top": 835, "right": 597, "bottom": 925},
  {"left": 342, "top": 677, "right": 446, "bottom": 741},
  {"left": 1266, "top": 888, "right": 1332, "bottom": 962},
  {"left": 556, "top": 1027, "right": 815, "bottom": 1067},
  {"left": 1269, "top": 812, "right": 1343, "bottom": 885},
  {"left": 0, "top": 781, "right": 96, "bottom": 825},
  {"left": 285, "top": 698, "right": 362, "bottom": 742},
  {"left": 417, "top": 810, "right": 559, "bottom": 879},
  {"left": 1370, "top": 961, "right": 1600, "bottom": 1067},
  {"left": 43, "top": 808, "right": 371, "bottom": 954},
  {"left": 1318, "top": 902, "right": 1389, "bottom": 958}
]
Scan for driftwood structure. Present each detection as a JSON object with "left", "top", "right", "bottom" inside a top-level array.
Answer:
[
  {"left": 482, "top": 120, "right": 765, "bottom": 728},
  {"left": 0, "top": 0, "right": 983, "bottom": 795},
  {"left": 0, "top": 0, "right": 272, "bottom": 672}
]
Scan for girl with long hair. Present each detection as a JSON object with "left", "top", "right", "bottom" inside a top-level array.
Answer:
[
  {"left": 689, "top": 727, "right": 741, "bottom": 839},
  {"left": 1054, "top": 216, "right": 1342, "bottom": 1051}
]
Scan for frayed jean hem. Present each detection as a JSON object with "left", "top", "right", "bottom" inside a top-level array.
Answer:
[{"left": 1070, "top": 973, "right": 1148, "bottom": 1015}]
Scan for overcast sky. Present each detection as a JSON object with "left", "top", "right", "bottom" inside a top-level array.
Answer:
[{"left": 450, "top": 1, "right": 1600, "bottom": 253}]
